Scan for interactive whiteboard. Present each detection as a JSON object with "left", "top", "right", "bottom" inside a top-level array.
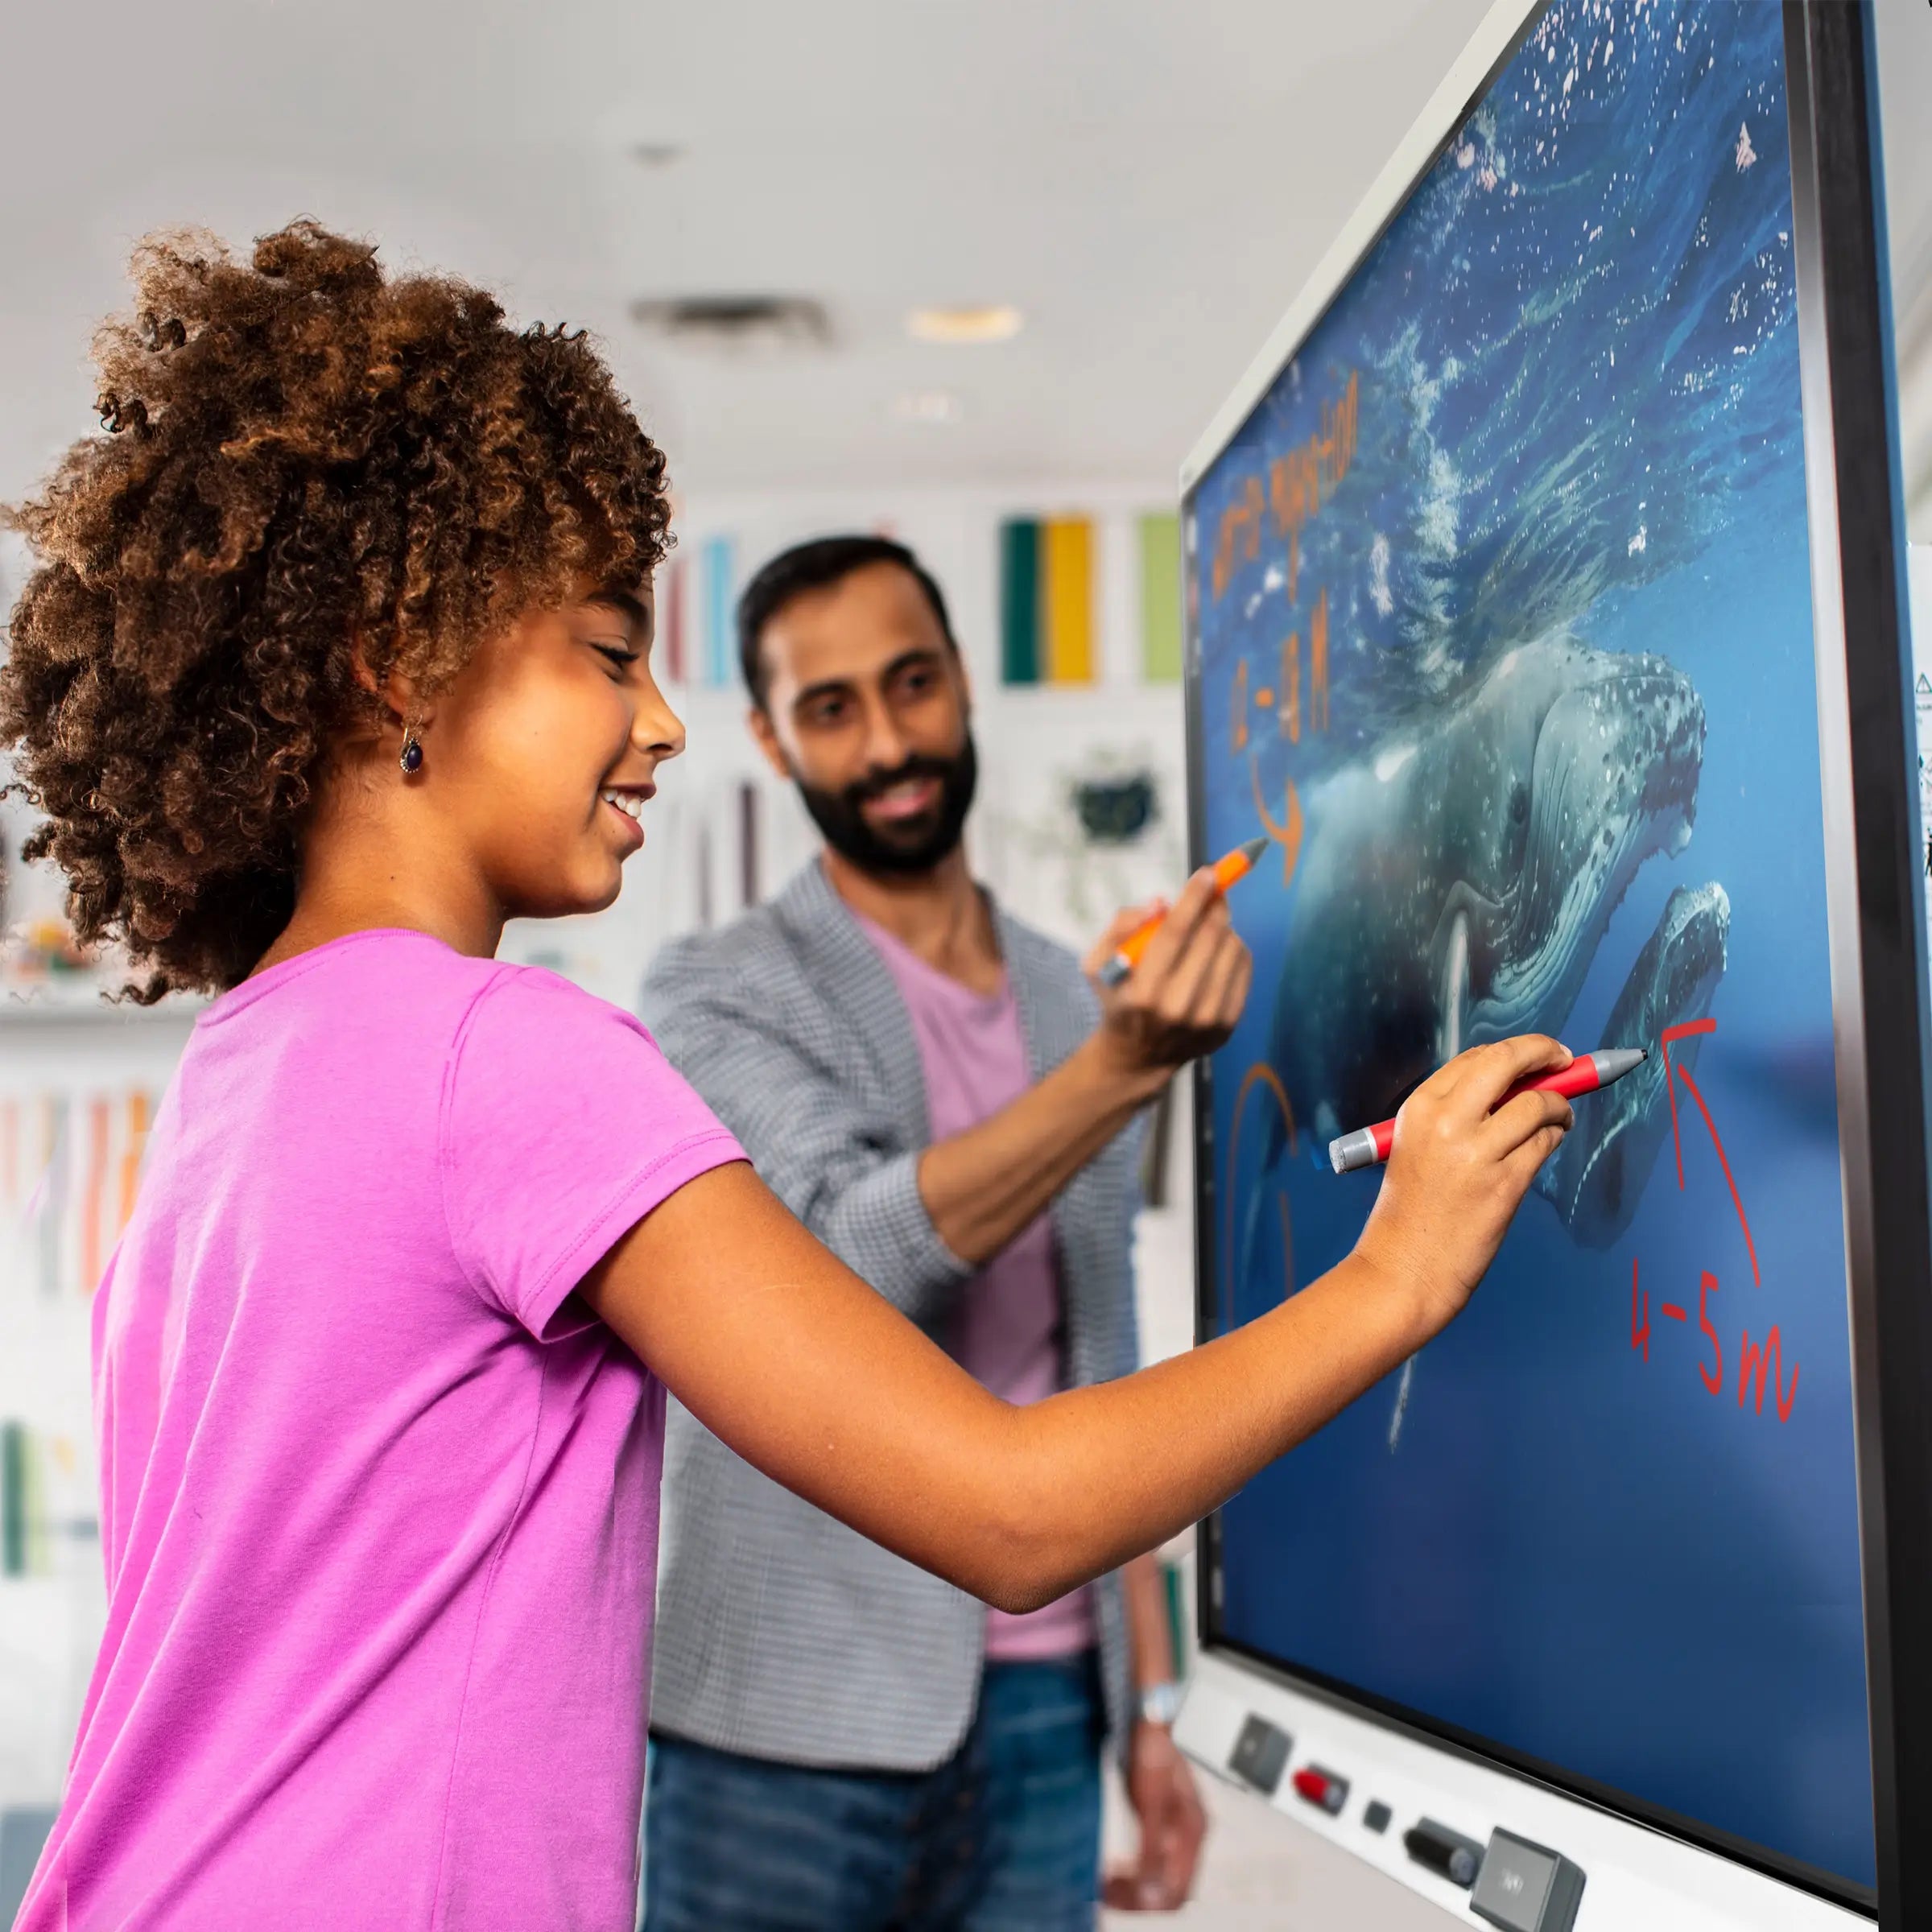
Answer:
[{"left": 1183, "top": 0, "right": 1889, "bottom": 1904}]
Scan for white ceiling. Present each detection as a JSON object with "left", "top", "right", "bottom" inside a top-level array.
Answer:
[{"left": 1, "top": 0, "right": 1927, "bottom": 518}]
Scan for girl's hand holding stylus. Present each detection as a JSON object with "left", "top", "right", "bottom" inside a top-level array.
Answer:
[
  {"left": 584, "top": 1034, "right": 1571, "bottom": 1619},
  {"left": 1354, "top": 1034, "right": 1575, "bottom": 1337}
]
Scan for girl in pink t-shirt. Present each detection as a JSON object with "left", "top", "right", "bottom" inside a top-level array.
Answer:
[{"left": 0, "top": 222, "right": 1571, "bottom": 1931}]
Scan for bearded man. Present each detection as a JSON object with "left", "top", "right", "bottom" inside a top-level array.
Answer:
[{"left": 639, "top": 535, "right": 1243, "bottom": 1930}]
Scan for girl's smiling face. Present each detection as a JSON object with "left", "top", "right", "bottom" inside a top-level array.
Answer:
[{"left": 412, "top": 582, "right": 685, "bottom": 922}]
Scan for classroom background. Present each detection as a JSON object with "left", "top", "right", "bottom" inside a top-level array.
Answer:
[{"left": 2, "top": 1, "right": 1930, "bottom": 1922}]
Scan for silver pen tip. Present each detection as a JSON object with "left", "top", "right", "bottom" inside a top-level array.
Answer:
[{"left": 1591, "top": 1046, "right": 1649, "bottom": 1080}]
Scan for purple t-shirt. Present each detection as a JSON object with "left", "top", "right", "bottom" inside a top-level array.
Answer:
[
  {"left": 20, "top": 931, "right": 743, "bottom": 1932},
  {"left": 854, "top": 913, "right": 1096, "bottom": 1662}
]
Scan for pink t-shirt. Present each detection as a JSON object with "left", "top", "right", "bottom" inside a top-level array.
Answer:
[
  {"left": 20, "top": 930, "right": 744, "bottom": 1932},
  {"left": 853, "top": 914, "right": 1096, "bottom": 1663}
]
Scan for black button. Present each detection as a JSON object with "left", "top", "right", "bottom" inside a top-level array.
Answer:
[
  {"left": 1402, "top": 1817, "right": 1485, "bottom": 1889},
  {"left": 1362, "top": 1800, "right": 1393, "bottom": 1835},
  {"left": 1226, "top": 1714, "right": 1291, "bottom": 1796}
]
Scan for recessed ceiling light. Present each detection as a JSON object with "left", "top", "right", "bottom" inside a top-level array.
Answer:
[
  {"left": 630, "top": 295, "right": 832, "bottom": 353},
  {"left": 906, "top": 304, "right": 1022, "bottom": 345},
  {"left": 893, "top": 390, "right": 963, "bottom": 425}
]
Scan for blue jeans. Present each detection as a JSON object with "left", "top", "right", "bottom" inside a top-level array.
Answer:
[{"left": 641, "top": 1654, "right": 1104, "bottom": 1931}]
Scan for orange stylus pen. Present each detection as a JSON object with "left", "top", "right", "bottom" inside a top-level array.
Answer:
[{"left": 1096, "top": 836, "right": 1269, "bottom": 989}]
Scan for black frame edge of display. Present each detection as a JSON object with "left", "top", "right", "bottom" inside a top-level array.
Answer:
[
  {"left": 1181, "top": 0, "right": 1922, "bottom": 1916},
  {"left": 1787, "top": 3, "right": 1932, "bottom": 1924}
]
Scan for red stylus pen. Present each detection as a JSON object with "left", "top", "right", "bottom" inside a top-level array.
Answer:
[{"left": 1327, "top": 1046, "right": 1648, "bottom": 1174}]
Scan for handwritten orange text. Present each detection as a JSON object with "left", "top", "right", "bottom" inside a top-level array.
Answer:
[{"left": 1212, "top": 369, "right": 1360, "bottom": 604}]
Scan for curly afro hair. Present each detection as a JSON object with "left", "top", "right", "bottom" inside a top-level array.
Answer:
[{"left": 0, "top": 219, "right": 674, "bottom": 1001}]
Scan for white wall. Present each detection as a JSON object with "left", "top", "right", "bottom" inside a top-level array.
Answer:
[{"left": 1875, "top": 0, "right": 1932, "bottom": 542}]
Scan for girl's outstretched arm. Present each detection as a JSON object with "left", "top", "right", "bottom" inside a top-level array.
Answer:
[{"left": 582, "top": 1033, "right": 1574, "bottom": 1614}]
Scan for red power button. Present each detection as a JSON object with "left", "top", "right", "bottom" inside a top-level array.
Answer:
[{"left": 1292, "top": 1766, "right": 1349, "bottom": 1814}]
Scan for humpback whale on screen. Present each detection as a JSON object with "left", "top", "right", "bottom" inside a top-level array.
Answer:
[
  {"left": 1537, "top": 880, "right": 1730, "bottom": 1244},
  {"left": 1243, "top": 634, "right": 1728, "bottom": 1446}
]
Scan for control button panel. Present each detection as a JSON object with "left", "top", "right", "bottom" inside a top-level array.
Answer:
[
  {"left": 1290, "top": 1765, "right": 1349, "bottom": 1815},
  {"left": 1470, "top": 1828, "right": 1587, "bottom": 1932},
  {"left": 1227, "top": 1715, "right": 1291, "bottom": 1797},
  {"left": 1402, "top": 1816, "right": 1485, "bottom": 1889}
]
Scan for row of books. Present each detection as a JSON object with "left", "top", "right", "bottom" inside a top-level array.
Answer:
[
  {"left": 658, "top": 513, "right": 1185, "bottom": 692},
  {"left": 0, "top": 1420, "right": 93, "bottom": 1580},
  {"left": 0, "top": 1088, "right": 154, "bottom": 1303}
]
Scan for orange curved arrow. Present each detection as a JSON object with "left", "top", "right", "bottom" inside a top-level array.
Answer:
[
  {"left": 1223, "top": 1062, "right": 1298, "bottom": 1335},
  {"left": 1249, "top": 753, "right": 1304, "bottom": 886}
]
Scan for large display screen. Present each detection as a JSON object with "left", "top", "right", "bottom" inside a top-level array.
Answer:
[{"left": 1187, "top": 0, "right": 1872, "bottom": 1896}]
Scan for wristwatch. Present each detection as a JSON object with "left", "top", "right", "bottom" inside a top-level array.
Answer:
[{"left": 1137, "top": 1681, "right": 1183, "bottom": 1728}]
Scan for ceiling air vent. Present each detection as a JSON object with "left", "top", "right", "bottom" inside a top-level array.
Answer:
[{"left": 628, "top": 295, "right": 832, "bottom": 354}]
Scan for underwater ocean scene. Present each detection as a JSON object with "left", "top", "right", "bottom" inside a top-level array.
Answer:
[{"left": 1189, "top": 0, "right": 1872, "bottom": 1891}]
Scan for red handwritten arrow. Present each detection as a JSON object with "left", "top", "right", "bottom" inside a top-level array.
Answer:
[{"left": 1660, "top": 1018, "right": 1760, "bottom": 1286}]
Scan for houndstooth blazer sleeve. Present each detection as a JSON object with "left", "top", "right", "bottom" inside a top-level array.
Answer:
[{"left": 639, "top": 881, "right": 975, "bottom": 1334}]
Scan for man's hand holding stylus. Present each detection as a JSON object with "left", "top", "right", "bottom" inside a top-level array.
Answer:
[
  {"left": 881, "top": 870, "right": 1253, "bottom": 1268},
  {"left": 1080, "top": 865, "right": 1253, "bottom": 1100}
]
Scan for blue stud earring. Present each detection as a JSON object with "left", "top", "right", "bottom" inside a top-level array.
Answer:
[{"left": 400, "top": 724, "right": 423, "bottom": 775}]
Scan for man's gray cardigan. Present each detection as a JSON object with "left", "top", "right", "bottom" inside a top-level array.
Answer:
[{"left": 638, "top": 860, "right": 1142, "bottom": 1771}]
